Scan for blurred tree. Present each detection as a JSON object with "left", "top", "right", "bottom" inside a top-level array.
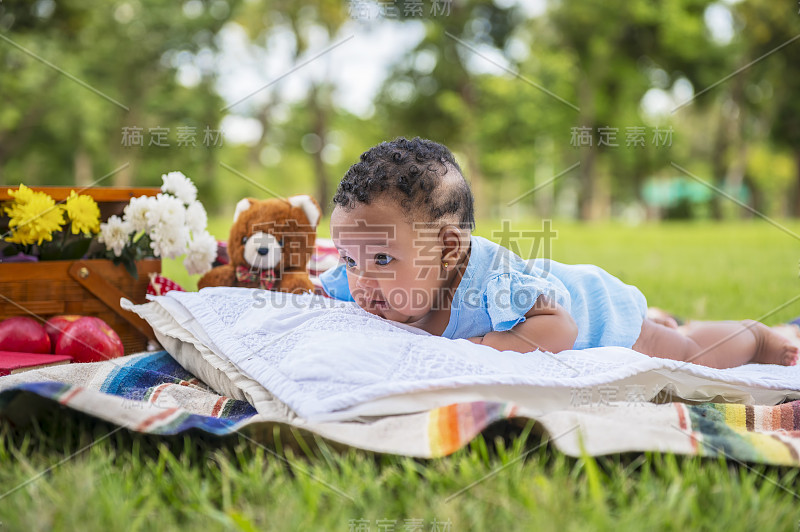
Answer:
[
  {"left": 732, "top": 0, "right": 800, "bottom": 216},
  {"left": 373, "top": 0, "right": 740, "bottom": 221},
  {"left": 0, "top": 0, "right": 240, "bottom": 208},
  {"left": 374, "top": 0, "right": 523, "bottom": 220},
  {"left": 746, "top": 142, "right": 795, "bottom": 216},
  {"left": 229, "top": 0, "right": 347, "bottom": 214},
  {"left": 2, "top": 0, "right": 798, "bottom": 225},
  {"left": 548, "top": 0, "right": 726, "bottom": 220}
]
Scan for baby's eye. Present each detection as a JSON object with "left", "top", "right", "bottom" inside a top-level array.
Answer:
[
  {"left": 342, "top": 256, "right": 356, "bottom": 269},
  {"left": 375, "top": 254, "right": 393, "bottom": 266}
]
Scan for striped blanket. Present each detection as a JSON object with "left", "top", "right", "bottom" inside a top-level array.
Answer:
[{"left": 1, "top": 350, "right": 800, "bottom": 465}]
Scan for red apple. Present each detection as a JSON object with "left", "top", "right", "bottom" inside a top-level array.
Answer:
[
  {"left": 0, "top": 316, "right": 51, "bottom": 354},
  {"left": 55, "top": 317, "right": 124, "bottom": 363},
  {"left": 44, "top": 315, "right": 83, "bottom": 353}
]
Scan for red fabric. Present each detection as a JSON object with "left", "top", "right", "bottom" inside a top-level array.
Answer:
[
  {"left": 309, "top": 238, "right": 339, "bottom": 277},
  {"left": 235, "top": 266, "right": 276, "bottom": 290},
  {"left": 147, "top": 273, "right": 186, "bottom": 296},
  {"left": 309, "top": 237, "right": 338, "bottom": 298},
  {"left": 215, "top": 241, "right": 229, "bottom": 265}
]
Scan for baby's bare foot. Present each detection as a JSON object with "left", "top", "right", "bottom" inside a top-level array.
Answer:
[
  {"left": 652, "top": 315, "right": 679, "bottom": 329},
  {"left": 744, "top": 320, "right": 800, "bottom": 366},
  {"left": 647, "top": 307, "right": 679, "bottom": 329}
]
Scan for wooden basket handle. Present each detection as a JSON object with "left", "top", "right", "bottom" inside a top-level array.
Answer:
[{"left": 68, "top": 261, "right": 157, "bottom": 344}]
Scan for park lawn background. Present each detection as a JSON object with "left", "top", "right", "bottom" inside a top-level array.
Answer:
[{"left": 2, "top": 221, "right": 799, "bottom": 530}]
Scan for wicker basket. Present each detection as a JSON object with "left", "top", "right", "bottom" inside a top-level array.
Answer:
[
  {"left": 0, "top": 259, "right": 160, "bottom": 353},
  {"left": 0, "top": 186, "right": 162, "bottom": 354}
]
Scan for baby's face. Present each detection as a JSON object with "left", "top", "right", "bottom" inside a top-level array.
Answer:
[{"left": 330, "top": 197, "right": 448, "bottom": 324}]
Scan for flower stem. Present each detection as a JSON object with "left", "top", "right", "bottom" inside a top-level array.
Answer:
[{"left": 60, "top": 224, "right": 69, "bottom": 250}]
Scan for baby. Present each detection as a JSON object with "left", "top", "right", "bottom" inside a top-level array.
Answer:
[{"left": 320, "top": 136, "right": 799, "bottom": 369}]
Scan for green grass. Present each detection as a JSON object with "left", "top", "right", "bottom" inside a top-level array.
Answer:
[{"left": 6, "top": 220, "right": 800, "bottom": 531}]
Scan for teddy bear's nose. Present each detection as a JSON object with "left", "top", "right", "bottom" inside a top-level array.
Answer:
[{"left": 257, "top": 247, "right": 269, "bottom": 256}]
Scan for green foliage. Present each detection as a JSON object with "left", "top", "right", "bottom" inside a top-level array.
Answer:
[
  {"left": 0, "top": 0, "right": 241, "bottom": 210},
  {"left": 2, "top": 0, "right": 800, "bottom": 226},
  {"left": 747, "top": 143, "right": 795, "bottom": 215}
]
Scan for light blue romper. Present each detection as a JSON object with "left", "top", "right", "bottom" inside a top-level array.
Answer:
[{"left": 320, "top": 235, "right": 648, "bottom": 350}]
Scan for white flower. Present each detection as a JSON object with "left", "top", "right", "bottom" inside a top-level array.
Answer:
[
  {"left": 150, "top": 224, "right": 189, "bottom": 260},
  {"left": 146, "top": 193, "right": 186, "bottom": 229},
  {"left": 185, "top": 200, "right": 208, "bottom": 235},
  {"left": 160, "top": 171, "right": 197, "bottom": 205},
  {"left": 98, "top": 215, "right": 132, "bottom": 257},
  {"left": 122, "top": 195, "right": 155, "bottom": 233},
  {"left": 183, "top": 231, "right": 218, "bottom": 275}
]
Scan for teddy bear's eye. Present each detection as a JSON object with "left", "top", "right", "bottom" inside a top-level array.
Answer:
[
  {"left": 241, "top": 236, "right": 248, "bottom": 245},
  {"left": 278, "top": 237, "right": 284, "bottom": 246}
]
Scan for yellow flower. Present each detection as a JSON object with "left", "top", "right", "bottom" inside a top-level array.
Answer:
[
  {"left": 6, "top": 184, "right": 35, "bottom": 205},
  {"left": 4, "top": 184, "right": 35, "bottom": 221},
  {"left": 64, "top": 190, "right": 100, "bottom": 235},
  {"left": 4, "top": 186, "right": 65, "bottom": 246}
]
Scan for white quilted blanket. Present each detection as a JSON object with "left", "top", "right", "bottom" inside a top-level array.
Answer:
[{"left": 124, "top": 287, "right": 800, "bottom": 421}]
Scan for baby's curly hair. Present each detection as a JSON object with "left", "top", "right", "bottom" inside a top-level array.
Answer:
[{"left": 332, "top": 137, "right": 475, "bottom": 231}]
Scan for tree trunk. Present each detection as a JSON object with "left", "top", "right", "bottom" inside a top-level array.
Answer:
[
  {"left": 726, "top": 70, "right": 748, "bottom": 219},
  {"left": 725, "top": 151, "right": 747, "bottom": 219},
  {"left": 793, "top": 149, "right": 800, "bottom": 217},
  {"left": 308, "top": 85, "right": 330, "bottom": 216},
  {"left": 460, "top": 80, "right": 488, "bottom": 222},
  {"left": 595, "top": 162, "right": 611, "bottom": 220},
  {"left": 743, "top": 174, "right": 763, "bottom": 216},
  {"left": 112, "top": 105, "right": 139, "bottom": 187},
  {"left": 74, "top": 148, "right": 93, "bottom": 186},
  {"left": 709, "top": 107, "right": 730, "bottom": 220},
  {"left": 578, "top": 147, "right": 596, "bottom": 221},
  {"left": 577, "top": 81, "right": 595, "bottom": 221},
  {"left": 113, "top": 162, "right": 133, "bottom": 187},
  {"left": 250, "top": 102, "right": 273, "bottom": 168},
  {"left": 534, "top": 137, "right": 555, "bottom": 219},
  {"left": 464, "top": 145, "right": 485, "bottom": 220}
]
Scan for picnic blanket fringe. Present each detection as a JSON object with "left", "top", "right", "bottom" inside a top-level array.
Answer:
[{"left": 1, "top": 351, "right": 800, "bottom": 465}]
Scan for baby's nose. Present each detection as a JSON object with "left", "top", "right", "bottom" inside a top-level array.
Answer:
[{"left": 354, "top": 271, "right": 378, "bottom": 288}]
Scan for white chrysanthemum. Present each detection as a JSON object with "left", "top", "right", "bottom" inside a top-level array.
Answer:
[
  {"left": 160, "top": 171, "right": 197, "bottom": 205},
  {"left": 123, "top": 195, "right": 155, "bottom": 233},
  {"left": 97, "top": 215, "right": 132, "bottom": 257},
  {"left": 146, "top": 193, "right": 186, "bottom": 229},
  {"left": 185, "top": 200, "right": 208, "bottom": 235},
  {"left": 150, "top": 223, "right": 189, "bottom": 260},
  {"left": 183, "top": 231, "right": 218, "bottom": 275}
]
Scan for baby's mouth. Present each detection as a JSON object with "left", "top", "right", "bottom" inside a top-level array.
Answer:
[{"left": 367, "top": 298, "right": 389, "bottom": 311}]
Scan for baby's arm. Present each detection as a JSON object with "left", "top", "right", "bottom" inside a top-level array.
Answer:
[{"left": 467, "top": 295, "right": 578, "bottom": 354}]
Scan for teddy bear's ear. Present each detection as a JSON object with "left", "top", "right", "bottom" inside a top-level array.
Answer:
[
  {"left": 288, "top": 194, "right": 321, "bottom": 228},
  {"left": 233, "top": 198, "right": 252, "bottom": 223}
]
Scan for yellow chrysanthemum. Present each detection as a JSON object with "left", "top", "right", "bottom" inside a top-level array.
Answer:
[
  {"left": 6, "top": 184, "right": 36, "bottom": 205},
  {"left": 3, "top": 184, "right": 34, "bottom": 220},
  {"left": 64, "top": 190, "right": 101, "bottom": 235},
  {"left": 4, "top": 187, "right": 65, "bottom": 246}
]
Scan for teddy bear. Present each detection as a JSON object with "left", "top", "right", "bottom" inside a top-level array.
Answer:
[{"left": 198, "top": 194, "right": 321, "bottom": 294}]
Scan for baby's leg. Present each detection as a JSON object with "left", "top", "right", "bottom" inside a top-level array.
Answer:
[{"left": 631, "top": 318, "right": 799, "bottom": 369}]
